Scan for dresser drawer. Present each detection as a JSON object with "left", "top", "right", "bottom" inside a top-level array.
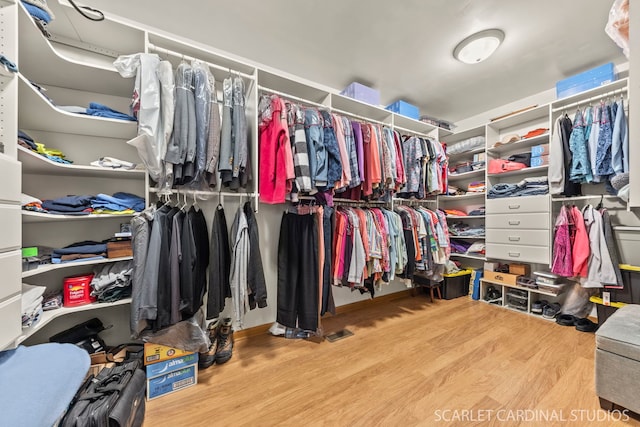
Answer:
[
  {"left": 486, "top": 243, "right": 550, "bottom": 264},
  {"left": 0, "top": 154, "right": 21, "bottom": 204},
  {"left": 0, "top": 294, "right": 21, "bottom": 350},
  {"left": 486, "top": 195, "right": 550, "bottom": 214},
  {"left": 486, "top": 229, "right": 550, "bottom": 247},
  {"left": 486, "top": 213, "right": 550, "bottom": 230},
  {"left": 0, "top": 250, "right": 21, "bottom": 302},
  {"left": 0, "top": 205, "right": 21, "bottom": 252}
]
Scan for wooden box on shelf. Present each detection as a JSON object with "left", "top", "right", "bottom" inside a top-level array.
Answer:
[
  {"left": 484, "top": 270, "right": 519, "bottom": 286},
  {"left": 107, "top": 240, "right": 132, "bottom": 258}
]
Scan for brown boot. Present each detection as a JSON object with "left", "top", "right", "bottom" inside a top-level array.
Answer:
[
  {"left": 214, "top": 317, "right": 234, "bottom": 364},
  {"left": 198, "top": 321, "right": 219, "bottom": 369}
]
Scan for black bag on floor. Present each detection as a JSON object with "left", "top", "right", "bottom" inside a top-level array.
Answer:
[{"left": 61, "top": 359, "right": 146, "bottom": 427}]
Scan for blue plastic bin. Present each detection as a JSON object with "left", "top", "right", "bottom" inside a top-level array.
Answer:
[
  {"left": 340, "top": 82, "right": 380, "bottom": 105},
  {"left": 386, "top": 100, "right": 420, "bottom": 120},
  {"left": 556, "top": 63, "right": 615, "bottom": 99}
]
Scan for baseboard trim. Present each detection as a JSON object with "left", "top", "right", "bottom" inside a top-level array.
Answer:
[{"left": 234, "top": 289, "right": 413, "bottom": 341}]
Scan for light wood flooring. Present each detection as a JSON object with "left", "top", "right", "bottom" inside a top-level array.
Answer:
[{"left": 144, "top": 294, "right": 640, "bottom": 427}]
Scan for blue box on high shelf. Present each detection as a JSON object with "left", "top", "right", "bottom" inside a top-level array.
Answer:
[
  {"left": 556, "top": 62, "right": 616, "bottom": 99},
  {"left": 386, "top": 100, "right": 420, "bottom": 120},
  {"left": 340, "top": 82, "right": 380, "bottom": 106}
]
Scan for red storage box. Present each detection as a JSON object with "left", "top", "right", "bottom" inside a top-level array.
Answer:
[{"left": 63, "top": 274, "right": 96, "bottom": 307}]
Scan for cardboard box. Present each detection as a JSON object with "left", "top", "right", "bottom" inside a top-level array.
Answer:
[
  {"left": 146, "top": 353, "right": 199, "bottom": 378},
  {"left": 556, "top": 63, "right": 615, "bottom": 99},
  {"left": 530, "top": 155, "right": 549, "bottom": 167},
  {"left": 386, "top": 100, "right": 420, "bottom": 120},
  {"left": 340, "top": 82, "right": 380, "bottom": 106},
  {"left": 509, "top": 263, "right": 531, "bottom": 276},
  {"left": 107, "top": 240, "right": 133, "bottom": 258},
  {"left": 530, "top": 144, "right": 550, "bottom": 157},
  {"left": 144, "top": 342, "right": 194, "bottom": 365},
  {"left": 484, "top": 270, "right": 519, "bottom": 286},
  {"left": 147, "top": 364, "right": 197, "bottom": 400}
]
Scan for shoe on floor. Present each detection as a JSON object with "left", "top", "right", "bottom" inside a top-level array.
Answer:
[
  {"left": 215, "top": 317, "right": 234, "bottom": 364},
  {"left": 531, "top": 300, "right": 548, "bottom": 315},
  {"left": 198, "top": 320, "right": 219, "bottom": 369},
  {"left": 542, "top": 302, "right": 562, "bottom": 319},
  {"left": 556, "top": 314, "right": 577, "bottom": 326},
  {"left": 575, "top": 317, "right": 598, "bottom": 333}
]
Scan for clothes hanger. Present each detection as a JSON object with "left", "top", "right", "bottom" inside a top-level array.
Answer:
[{"left": 596, "top": 194, "right": 604, "bottom": 210}]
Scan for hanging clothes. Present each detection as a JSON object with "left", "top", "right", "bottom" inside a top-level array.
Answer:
[
  {"left": 568, "top": 109, "right": 593, "bottom": 183},
  {"left": 207, "top": 204, "right": 231, "bottom": 320},
  {"left": 611, "top": 97, "right": 628, "bottom": 174},
  {"left": 595, "top": 101, "right": 614, "bottom": 178},
  {"left": 551, "top": 205, "right": 573, "bottom": 277},
  {"left": 570, "top": 205, "right": 590, "bottom": 278},
  {"left": 229, "top": 205, "right": 250, "bottom": 329},
  {"left": 581, "top": 204, "right": 617, "bottom": 288}
]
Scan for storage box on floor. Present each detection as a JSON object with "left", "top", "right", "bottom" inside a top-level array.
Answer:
[
  {"left": 144, "top": 343, "right": 198, "bottom": 400},
  {"left": 441, "top": 269, "right": 473, "bottom": 300},
  {"left": 594, "top": 265, "right": 640, "bottom": 325}
]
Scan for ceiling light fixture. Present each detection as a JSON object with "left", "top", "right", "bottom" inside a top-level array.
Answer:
[{"left": 453, "top": 29, "right": 505, "bottom": 64}]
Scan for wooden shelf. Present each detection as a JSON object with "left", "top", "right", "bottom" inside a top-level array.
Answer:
[
  {"left": 448, "top": 168, "right": 485, "bottom": 181},
  {"left": 487, "top": 165, "right": 549, "bottom": 178},
  {"left": 441, "top": 125, "right": 485, "bottom": 144},
  {"left": 18, "top": 146, "right": 145, "bottom": 179},
  {"left": 450, "top": 253, "right": 486, "bottom": 261},
  {"left": 487, "top": 133, "right": 550, "bottom": 155},
  {"left": 17, "top": 74, "right": 137, "bottom": 139},
  {"left": 22, "top": 256, "right": 133, "bottom": 278},
  {"left": 552, "top": 78, "right": 628, "bottom": 110},
  {"left": 16, "top": 298, "right": 131, "bottom": 345},
  {"left": 22, "top": 211, "right": 135, "bottom": 223}
]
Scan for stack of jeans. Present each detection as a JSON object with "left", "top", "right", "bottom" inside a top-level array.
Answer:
[{"left": 488, "top": 176, "right": 549, "bottom": 199}]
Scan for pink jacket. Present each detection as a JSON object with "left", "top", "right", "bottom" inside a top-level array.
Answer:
[{"left": 571, "top": 206, "right": 590, "bottom": 277}]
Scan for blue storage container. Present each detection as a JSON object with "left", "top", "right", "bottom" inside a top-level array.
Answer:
[
  {"left": 556, "top": 63, "right": 616, "bottom": 99},
  {"left": 340, "top": 82, "right": 380, "bottom": 105},
  {"left": 386, "top": 100, "right": 420, "bottom": 120}
]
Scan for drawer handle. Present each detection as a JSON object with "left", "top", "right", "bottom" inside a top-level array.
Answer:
[
  {"left": 508, "top": 221, "right": 520, "bottom": 226},
  {"left": 508, "top": 204, "right": 521, "bottom": 209},
  {"left": 508, "top": 236, "right": 521, "bottom": 242},
  {"left": 509, "top": 252, "right": 521, "bottom": 257}
]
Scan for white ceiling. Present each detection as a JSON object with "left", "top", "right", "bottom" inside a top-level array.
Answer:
[{"left": 81, "top": 0, "right": 625, "bottom": 123}]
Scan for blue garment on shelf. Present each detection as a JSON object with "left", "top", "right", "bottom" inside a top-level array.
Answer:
[
  {"left": 84, "top": 102, "right": 137, "bottom": 121},
  {"left": 21, "top": 2, "right": 52, "bottom": 24},
  {"left": 53, "top": 243, "right": 108, "bottom": 256},
  {"left": 42, "top": 195, "right": 94, "bottom": 213},
  {"left": 91, "top": 192, "right": 145, "bottom": 212},
  {"left": 0, "top": 54, "right": 18, "bottom": 73},
  {"left": 488, "top": 177, "right": 549, "bottom": 199},
  {"left": 51, "top": 255, "right": 105, "bottom": 264}
]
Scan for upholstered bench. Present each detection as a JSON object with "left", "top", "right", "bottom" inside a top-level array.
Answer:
[{"left": 595, "top": 304, "right": 640, "bottom": 414}]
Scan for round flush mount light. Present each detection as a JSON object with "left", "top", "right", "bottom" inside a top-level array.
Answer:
[{"left": 453, "top": 29, "right": 505, "bottom": 64}]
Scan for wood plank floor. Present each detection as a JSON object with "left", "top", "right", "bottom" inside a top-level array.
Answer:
[{"left": 144, "top": 294, "right": 640, "bottom": 427}]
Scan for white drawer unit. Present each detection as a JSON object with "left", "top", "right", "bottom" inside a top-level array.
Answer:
[
  {"left": 0, "top": 205, "right": 21, "bottom": 252},
  {"left": 0, "top": 154, "right": 21, "bottom": 204},
  {"left": 0, "top": 295, "right": 21, "bottom": 350},
  {"left": 0, "top": 250, "right": 21, "bottom": 301},
  {"left": 486, "top": 195, "right": 550, "bottom": 214},
  {"left": 486, "top": 243, "right": 550, "bottom": 264},
  {"left": 486, "top": 229, "right": 550, "bottom": 247},
  {"left": 486, "top": 213, "right": 550, "bottom": 230}
]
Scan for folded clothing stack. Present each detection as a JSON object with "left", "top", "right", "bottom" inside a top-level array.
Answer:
[
  {"left": 51, "top": 241, "right": 108, "bottom": 264},
  {"left": 58, "top": 103, "right": 136, "bottom": 121},
  {"left": 41, "top": 195, "right": 94, "bottom": 215},
  {"left": 488, "top": 176, "right": 549, "bottom": 199},
  {"left": 467, "top": 181, "right": 486, "bottom": 193},
  {"left": 443, "top": 209, "right": 467, "bottom": 217},
  {"left": 21, "top": 283, "right": 46, "bottom": 328},
  {"left": 24, "top": 192, "right": 145, "bottom": 216},
  {"left": 450, "top": 239, "right": 473, "bottom": 254},
  {"left": 468, "top": 207, "right": 485, "bottom": 216},
  {"left": 90, "top": 260, "right": 133, "bottom": 303},
  {"left": 446, "top": 136, "right": 485, "bottom": 155},
  {"left": 91, "top": 192, "right": 145, "bottom": 214},
  {"left": 448, "top": 222, "right": 485, "bottom": 237},
  {"left": 18, "top": 130, "right": 72, "bottom": 165}
]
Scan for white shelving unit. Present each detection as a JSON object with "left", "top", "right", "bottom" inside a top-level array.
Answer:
[
  {"left": 16, "top": 298, "right": 132, "bottom": 345},
  {"left": 450, "top": 253, "right": 486, "bottom": 261},
  {"left": 11, "top": 2, "right": 145, "bottom": 347},
  {"left": 480, "top": 278, "right": 566, "bottom": 318},
  {"left": 21, "top": 256, "right": 133, "bottom": 279}
]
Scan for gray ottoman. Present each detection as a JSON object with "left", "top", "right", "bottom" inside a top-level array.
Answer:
[{"left": 595, "top": 304, "right": 640, "bottom": 414}]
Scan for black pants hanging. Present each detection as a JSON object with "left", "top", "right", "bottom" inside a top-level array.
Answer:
[{"left": 277, "top": 212, "right": 318, "bottom": 331}]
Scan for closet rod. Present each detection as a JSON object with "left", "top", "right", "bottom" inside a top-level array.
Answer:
[
  {"left": 258, "top": 86, "right": 327, "bottom": 109},
  {"left": 551, "top": 195, "right": 621, "bottom": 202},
  {"left": 148, "top": 43, "right": 255, "bottom": 81},
  {"left": 333, "top": 197, "right": 390, "bottom": 207},
  {"left": 330, "top": 107, "right": 389, "bottom": 126},
  {"left": 393, "top": 125, "right": 433, "bottom": 139},
  {"left": 150, "top": 187, "right": 257, "bottom": 198},
  {"left": 394, "top": 198, "right": 437, "bottom": 205},
  {"left": 551, "top": 87, "right": 628, "bottom": 112}
]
